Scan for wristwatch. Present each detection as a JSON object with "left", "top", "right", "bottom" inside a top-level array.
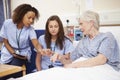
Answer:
[{"left": 15, "top": 50, "right": 20, "bottom": 55}]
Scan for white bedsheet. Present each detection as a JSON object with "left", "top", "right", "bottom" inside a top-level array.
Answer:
[{"left": 10, "top": 58, "right": 120, "bottom": 80}]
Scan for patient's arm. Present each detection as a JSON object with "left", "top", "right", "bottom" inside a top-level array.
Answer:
[{"left": 64, "top": 53, "right": 107, "bottom": 68}]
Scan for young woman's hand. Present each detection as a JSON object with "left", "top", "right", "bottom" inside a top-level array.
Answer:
[
  {"left": 50, "top": 53, "right": 59, "bottom": 62},
  {"left": 12, "top": 53, "right": 27, "bottom": 60},
  {"left": 39, "top": 49, "right": 53, "bottom": 56}
]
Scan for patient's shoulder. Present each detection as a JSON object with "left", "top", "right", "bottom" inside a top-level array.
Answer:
[
  {"left": 100, "top": 32, "right": 115, "bottom": 40},
  {"left": 105, "top": 32, "right": 114, "bottom": 37}
]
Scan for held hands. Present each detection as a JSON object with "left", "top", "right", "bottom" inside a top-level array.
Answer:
[
  {"left": 50, "top": 53, "right": 75, "bottom": 68},
  {"left": 38, "top": 49, "right": 60, "bottom": 62},
  {"left": 59, "top": 55, "right": 72, "bottom": 65},
  {"left": 38, "top": 49, "right": 72, "bottom": 66}
]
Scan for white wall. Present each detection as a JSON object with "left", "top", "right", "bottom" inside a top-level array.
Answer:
[
  {"left": 11, "top": 0, "right": 80, "bottom": 29},
  {"left": 80, "top": 0, "right": 120, "bottom": 13},
  {"left": 11, "top": 0, "right": 120, "bottom": 29},
  {"left": 79, "top": 0, "right": 120, "bottom": 25}
]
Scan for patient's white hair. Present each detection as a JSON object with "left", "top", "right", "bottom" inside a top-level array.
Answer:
[{"left": 80, "top": 10, "right": 100, "bottom": 30}]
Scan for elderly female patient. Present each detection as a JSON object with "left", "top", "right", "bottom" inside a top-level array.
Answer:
[{"left": 52, "top": 10, "right": 120, "bottom": 71}]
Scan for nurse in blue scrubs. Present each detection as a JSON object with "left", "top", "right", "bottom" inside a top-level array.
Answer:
[
  {"left": 35, "top": 15, "right": 74, "bottom": 71},
  {"left": 0, "top": 4, "right": 42, "bottom": 67}
]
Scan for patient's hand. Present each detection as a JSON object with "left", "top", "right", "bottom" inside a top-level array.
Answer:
[{"left": 59, "top": 55, "right": 72, "bottom": 65}]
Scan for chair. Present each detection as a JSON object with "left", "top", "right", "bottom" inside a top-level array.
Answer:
[
  {"left": 26, "top": 30, "right": 45, "bottom": 74},
  {"left": 22, "top": 64, "right": 26, "bottom": 76}
]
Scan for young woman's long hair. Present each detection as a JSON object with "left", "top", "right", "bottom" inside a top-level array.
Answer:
[{"left": 45, "top": 15, "right": 65, "bottom": 50}]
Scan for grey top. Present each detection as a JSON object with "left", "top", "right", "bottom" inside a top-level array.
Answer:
[{"left": 71, "top": 32, "right": 120, "bottom": 71}]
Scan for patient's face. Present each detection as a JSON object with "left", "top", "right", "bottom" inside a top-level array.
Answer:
[{"left": 79, "top": 20, "right": 92, "bottom": 35}]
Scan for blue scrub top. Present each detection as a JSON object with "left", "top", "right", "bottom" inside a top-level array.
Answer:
[
  {"left": 38, "top": 35, "right": 74, "bottom": 70},
  {"left": 0, "top": 19, "right": 37, "bottom": 63}
]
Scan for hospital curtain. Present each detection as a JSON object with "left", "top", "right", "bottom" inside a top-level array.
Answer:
[{"left": 0, "top": 0, "right": 11, "bottom": 41}]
